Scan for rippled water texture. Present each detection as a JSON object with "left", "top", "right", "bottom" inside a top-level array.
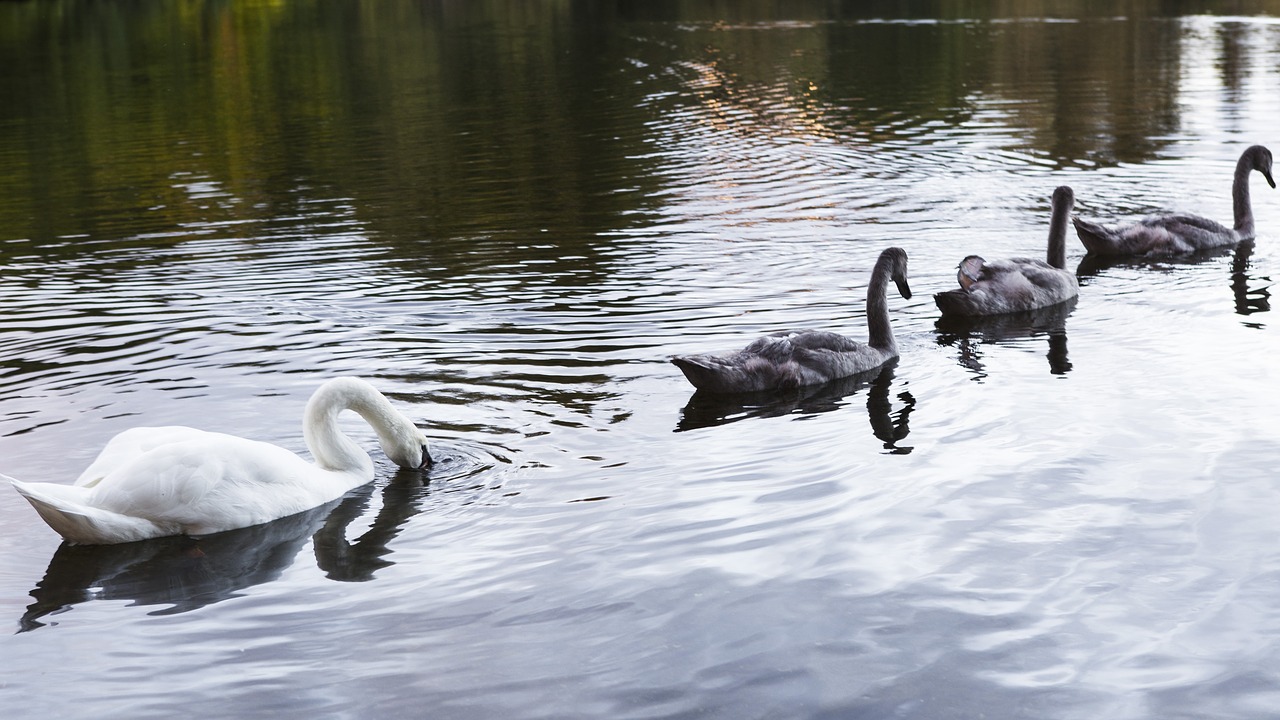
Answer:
[{"left": 3, "top": 2, "right": 1280, "bottom": 718}]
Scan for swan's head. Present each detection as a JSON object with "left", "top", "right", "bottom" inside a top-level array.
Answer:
[
  {"left": 880, "top": 246, "right": 912, "bottom": 300},
  {"left": 306, "top": 377, "right": 435, "bottom": 472},
  {"left": 383, "top": 426, "right": 433, "bottom": 470},
  {"left": 1248, "top": 145, "right": 1275, "bottom": 189}
]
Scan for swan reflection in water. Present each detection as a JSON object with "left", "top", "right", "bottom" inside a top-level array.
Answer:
[
  {"left": 675, "top": 362, "right": 915, "bottom": 454},
  {"left": 1076, "top": 240, "right": 1270, "bottom": 324},
  {"left": 18, "top": 447, "right": 497, "bottom": 632},
  {"left": 934, "top": 297, "right": 1076, "bottom": 378},
  {"left": 1231, "top": 240, "right": 1271, "bottom": 320}
]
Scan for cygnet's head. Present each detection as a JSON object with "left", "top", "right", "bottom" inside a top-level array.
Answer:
[
  {"left": 1248, "top": 145, "right": 1276, "bottom": 189},
  {"left": 957, "top": 255, "right": 985, "bottom": 291},
  {"left": 881, "top": 246, "right": 912, "bottom": 300},
  {"left": 1052, "top": 185, "right": 1075, "bottom": 208}
]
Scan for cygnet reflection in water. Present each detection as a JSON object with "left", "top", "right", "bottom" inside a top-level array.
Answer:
[
  {"left": 1231, "top": 240, "right": 1271, "bottom": 321},
  {"left": 1077, "top": 240, "right": 1271, "bottom": 324},
  {"left": 1074, "top": 243, "right": 1235, "bottom": 278},
  {"left": 935, "top": 297, "right": 1077, "bottom": 378},
  {"left": 675, "top": 363, "right": 915, "bottom": 454}
]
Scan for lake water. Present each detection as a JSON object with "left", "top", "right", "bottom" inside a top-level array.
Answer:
[{"left": 3, "top": 2, "right": 1280, "bottom": 718}]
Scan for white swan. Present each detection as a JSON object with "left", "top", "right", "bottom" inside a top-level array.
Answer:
[
  {"left": 5, "top": 377, "right": 431, "bottom": 545},
  {"left": 671, "top": 247, "right": 911, "bottom": 393},
  {"left": 1073, "top": 145, "right": 1275, "bottom": 256},
  {"left": 935, "top": 186, "right": 1079, "bottom": 316}
]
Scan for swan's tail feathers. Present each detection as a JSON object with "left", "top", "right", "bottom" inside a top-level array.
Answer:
[
  {"left": 1072, "top": 217, "right": 1121, "bottom": 255},
  {"left": 9, "top": 477, "right": 162, "bottom": 545},
  {"left": 933, "top": 290, "right": 979, "bottom": 317},
  {"left": 672, "top": 354, "right": 778, "bottom": 394},
  {"left": 673, "top": 355, "right": 735, "bottom": 393}
]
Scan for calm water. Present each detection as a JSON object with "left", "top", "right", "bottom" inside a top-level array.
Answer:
[{"left": 3, "top": 1, "right": 1280, "bottom": 718}]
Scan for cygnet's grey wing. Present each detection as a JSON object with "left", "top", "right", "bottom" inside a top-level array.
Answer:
[
  {"left": 778, "top": 331, "right": 882, "bottom": 382},
  {"left": 779, "top": 330, "right": 864, "bottom": 353},
  {"left": 1140, "top": 213, "right": 1235, "bottom": 249},
  {"left": 1007, "top": 258, "right": 1077, "bottom": 293},
  {"left": 1142, "top": 213, "right": 1231, "bottom": 234},
  {"left": 674, "top": 329, "right": 888, "bottom": 393},
  {"left": 743, "top": 333, "right": 802, "bottom": 362},
  {"left": 747, "top": 332, "right": 846, "bottom": 384},
  {"left": 970, "top": 257, "right": 1025, "bottom": 283}
]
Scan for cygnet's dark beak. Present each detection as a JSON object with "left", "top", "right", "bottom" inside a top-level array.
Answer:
[
  {"left": 895, "top": 278, "right": 912, "bottom": 300},
  {"left": 1265, "top": 169, "right": 1276, "bottom": 189}
]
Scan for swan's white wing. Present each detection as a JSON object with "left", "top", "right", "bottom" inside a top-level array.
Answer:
[
  {"left": 76, "top": 426, "right": 214, "bottom": 487},
  {"left": 85, "top": 434, "right": 327, "bottom": 534}
]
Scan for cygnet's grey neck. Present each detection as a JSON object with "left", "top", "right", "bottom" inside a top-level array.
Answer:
[
  {"left": 1234, "top": 147, "right": 1262, "bottom": 238},
  {"left": 866, "top": 252, "right": 896, "bottom": 351},
  {"left": 1046, "top": 187, "right": 1074, "bottom": 270}
]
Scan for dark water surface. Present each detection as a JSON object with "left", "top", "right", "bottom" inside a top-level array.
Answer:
[{"left": 3, "top": 2, "right": 1280, "bottom": 718}]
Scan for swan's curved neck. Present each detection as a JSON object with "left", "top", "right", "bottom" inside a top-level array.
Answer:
[
  {"left": 1047, "top": 195, "right": 1071, "bottom": 269},
  {"left": 1233, "top": 151, "right": 1257, "bottom": 238},
  {"left": 303, "top": 378, "right": 405, "bottom": 475},
  {"left": 866, "top": 254, "right": 896, "bottom": 351}
]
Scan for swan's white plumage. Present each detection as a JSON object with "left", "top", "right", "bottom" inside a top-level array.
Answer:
[{"left": 7, "top": 377, "right": 430, "bottom": 545}]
